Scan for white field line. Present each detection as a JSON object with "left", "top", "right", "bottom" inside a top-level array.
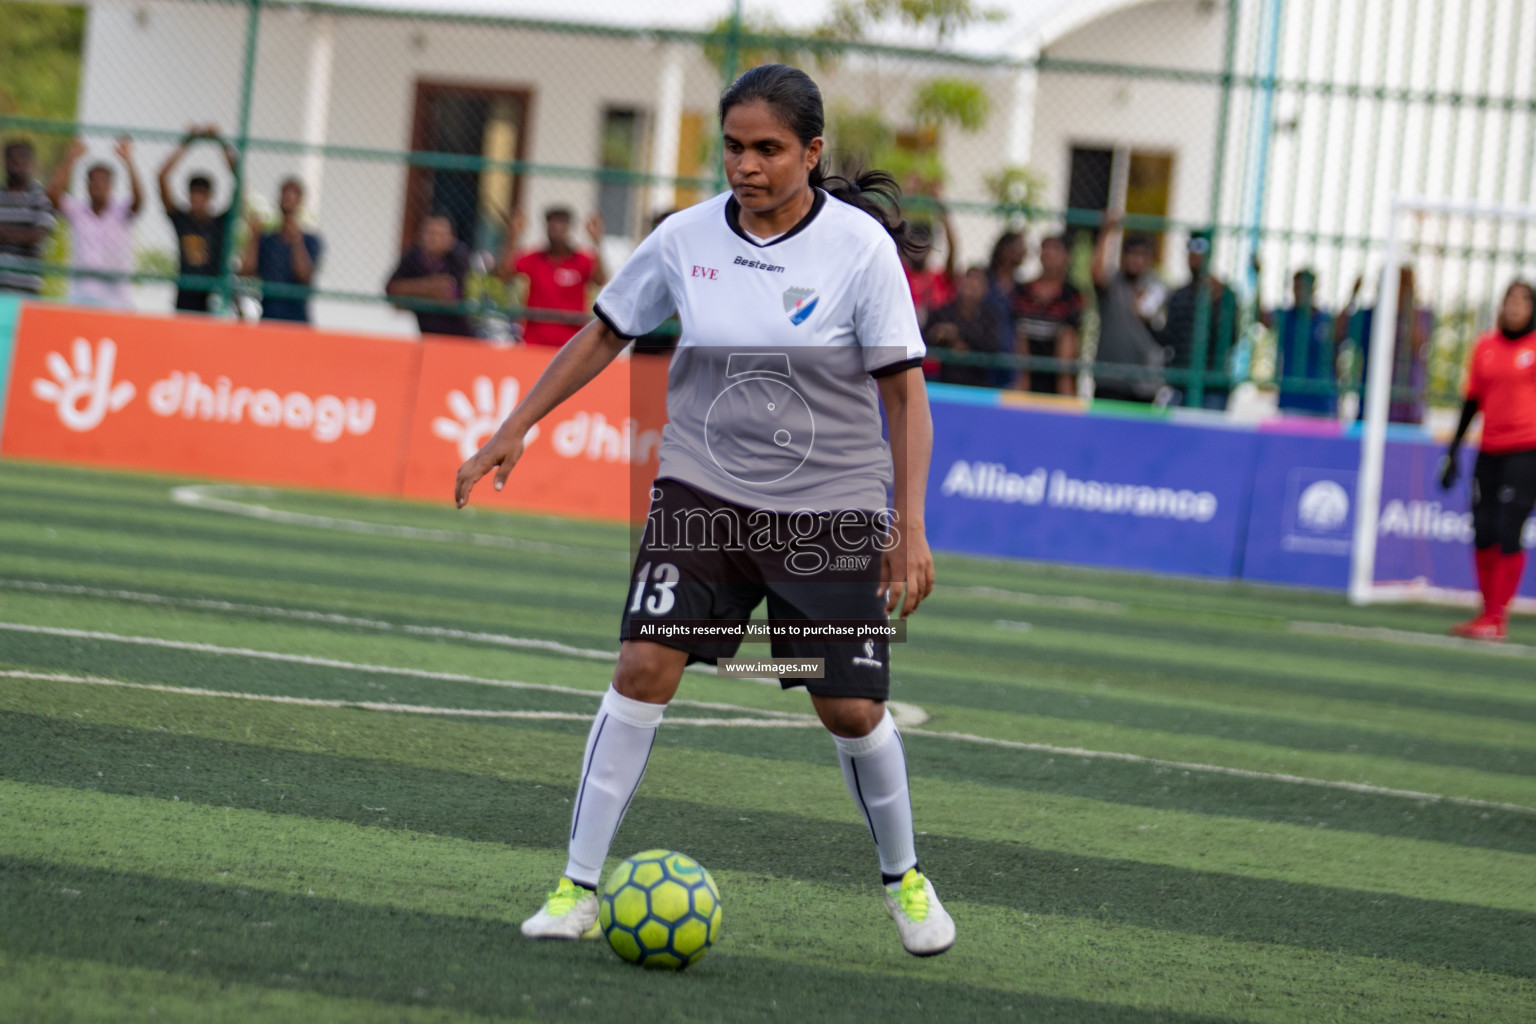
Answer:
[
  {"left": 0, "top": 622, "right": 806, "bottom": 721},
  {"left": 939, "top": 585, "right": 1127, "bottom": 614},
  {"left": 902, "top": 727, "right": 1536, "bottom": 816},
  {"left": 3, "top": 623, "right": 1527, "bottom": 816},
  {"left": 0, "top": 578, "right": 619, "bottom": 661},
  {"left": 169, "top": 485, "right": 618, "bottom": 560},
  {"left": 1290, "top": 620, "right": 1536, "bottom": 658},
  {"left": 0, "top": 577, "right": 738, "bottom": 681},
  {"left": 0, "top": 671, "right": 818, "bottom": 728},
  {"left": 170, "top": 486, "right": 1128, "bottom": 616}
]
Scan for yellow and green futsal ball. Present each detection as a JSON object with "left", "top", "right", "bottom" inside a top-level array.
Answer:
[{"left": 599, "top": 849, "right": 722, "bottom": 969}]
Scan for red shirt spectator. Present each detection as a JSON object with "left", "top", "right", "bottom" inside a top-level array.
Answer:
[
  {"left": 501, "top": 205, "right": 607, "bottom": 348},
  {"left": 905, "top": 265, "right": 956, "bottom": 323},
  {"left": 515, "top": 248, "right": 598, "bottom": 347},
  {"left": 901, "top": 207, "right": 957, "bottom": 328}
]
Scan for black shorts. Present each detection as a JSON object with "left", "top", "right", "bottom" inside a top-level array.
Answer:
[
  {"left": 1472, "top": 448, "right": 1536, "bottom": 552},
  {"left": 619, "top": 479, "right": 893, "bottom": 700}
]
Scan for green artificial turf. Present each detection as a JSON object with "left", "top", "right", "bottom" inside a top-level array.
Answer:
[{"left": 0, "top": 458, "right": 1533, "bottom": 1023}]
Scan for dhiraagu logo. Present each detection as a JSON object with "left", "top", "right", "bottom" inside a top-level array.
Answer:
[
  {"left": 433, "top": 375, "right": 540, "bottom": 459},
  {"left": 31, "top": 338, "right": 136, "bottom": 432}
]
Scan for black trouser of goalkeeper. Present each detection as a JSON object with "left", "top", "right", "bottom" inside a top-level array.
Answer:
[{"left": 1472, "top": 448, "right": 1536, "bottom": 553}]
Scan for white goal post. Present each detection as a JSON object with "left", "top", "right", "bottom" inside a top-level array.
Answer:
[{"left": 1348, "top": 195, "right": 1536, "bottom": 606}]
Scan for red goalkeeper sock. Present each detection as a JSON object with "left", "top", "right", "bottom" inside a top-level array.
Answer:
[
  {"left": 1492, "top": 550, "right": 1528, "bottom": 624},
  {"left": 1474, "top": 546, "right": 1501, "bottom": 619}
]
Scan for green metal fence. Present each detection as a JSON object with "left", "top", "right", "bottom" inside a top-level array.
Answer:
[{"left": 2, "top": 0, "right": 1533, "bottom": 418}]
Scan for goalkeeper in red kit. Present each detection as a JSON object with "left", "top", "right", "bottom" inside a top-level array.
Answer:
[{"left": 1439, "top": 280, "right": 1536, "bottom": 641}]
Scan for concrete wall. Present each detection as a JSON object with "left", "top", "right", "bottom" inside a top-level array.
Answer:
[{"left": 1028, "top": 0, "right": 1228, "bottom": 280}]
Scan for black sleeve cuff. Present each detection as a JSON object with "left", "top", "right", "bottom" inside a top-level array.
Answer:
[
  {"left": 593, "top": 303, "right": 638, "bottom": 342},
  {"left": 870, "top": 356, "right": 924, "bottom": 379}
]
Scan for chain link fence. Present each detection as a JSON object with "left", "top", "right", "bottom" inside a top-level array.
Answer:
[{"left": 2, "top": 0, "right": 1533, "bottom": 417}]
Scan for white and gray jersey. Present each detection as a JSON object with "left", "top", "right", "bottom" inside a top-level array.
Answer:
[{"left": 595, "top": 189, "right": 925, "bottom": 513}]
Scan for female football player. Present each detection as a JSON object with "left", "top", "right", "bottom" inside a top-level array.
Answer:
[
  {"left": 455, "top": 64, "right": 953, "bottom": 956},
  {"left": 1439, "top": 280, "right": 1536, "bottom": 641}
]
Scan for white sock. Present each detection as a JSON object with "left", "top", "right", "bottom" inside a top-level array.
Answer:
[
  {"left": 832, "top": 709, "right": 918, "bottom": 880},
  {"left": 563, "top": 686, "right": 665, "bottom": 888}
]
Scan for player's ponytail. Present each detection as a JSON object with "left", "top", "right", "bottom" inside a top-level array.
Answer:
[{"left": 719, "top": 64, "right": 928, "bottom": 262}]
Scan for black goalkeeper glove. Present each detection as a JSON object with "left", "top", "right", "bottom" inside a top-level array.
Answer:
[{"left": 1437, "top": 450, "right": 1461, "bottom": 491}]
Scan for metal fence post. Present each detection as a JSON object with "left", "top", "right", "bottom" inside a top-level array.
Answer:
[
  {"left": 1189, "top": 0, "right": 1242, "bottom": 409},
  {"left": 713, "top": 0, "right": 743, "bottom": 196},
  {"left": 220, "top": 0, "right": 262, "bottom": 315}
]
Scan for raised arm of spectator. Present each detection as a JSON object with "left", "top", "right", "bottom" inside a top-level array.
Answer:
[
  {"left": 1332, "top": 275, "right": 1364, "bottom": 347},
  {"left": 47, "top": 138, "right": 85, "bottom": 211},
  {"left": 497, "top": 207, "right": 527, "bottom": 280},
  {"left": 938, "top": 202, "right": 958, "bottom": 283},
  {"left": 239, "top": 211, "right": 263, "bottom": 276},
  {"left": 157, "top": 131, "right": 192, "bottom": 212},
  {"left": 1091, "top": 211, "right": 1120, "bottom": 291},
  {"left": 207, "top": 125, "right": 240, "bottom": 174},
  {"left": 585, "top": 211, "right": 608, "bottom": 287},
  {"left": 115, "top": 136, "right": 143, "bottom": 216}
]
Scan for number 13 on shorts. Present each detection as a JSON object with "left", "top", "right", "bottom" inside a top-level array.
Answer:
[{"left": 629, "top": 561, "right": 680, "bottom": 616}]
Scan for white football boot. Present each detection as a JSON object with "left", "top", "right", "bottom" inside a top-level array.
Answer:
[
  {"left": 520, "top": 878, "right": 601, "bottom": 940},
  {"left": 883, "top": 868, "right": 956, "bottom": 957}
]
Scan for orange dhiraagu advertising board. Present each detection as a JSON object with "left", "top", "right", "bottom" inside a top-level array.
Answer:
[
  {"left": 402, "top": 341, "right": 666, "bottom": 521},
  {"left": 1, "top": 305, "right": 419, "bottom": 494}
]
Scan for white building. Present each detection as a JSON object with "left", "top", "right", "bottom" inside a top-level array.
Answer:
[{"left": 67, "top": 0, "right": 1536, "bottom": 333}]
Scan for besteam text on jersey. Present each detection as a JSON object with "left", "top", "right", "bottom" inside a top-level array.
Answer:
[{"left": 733, "top": 255, "right": 785, "bottom": 273}]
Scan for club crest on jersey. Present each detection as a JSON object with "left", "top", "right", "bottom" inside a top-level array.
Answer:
[
  {"left": 783, "top": 286, "right": 819, "bottom": 326},
  {"left": 1519, "top": 350, "right": 1535, "bottom": 369}
]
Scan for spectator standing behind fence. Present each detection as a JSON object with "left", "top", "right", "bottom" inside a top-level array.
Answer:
[
  {"left": 1159, "top": 229, "right": 1237, "bottom": 409},
  {"left": 1013, "top": 233, "right": 1083, "bottom": 396},
  {"left": 240, "top": 178, "right": 321, "bottom": 324},
  {"left": 1090, "top": 213, "right": 1165, "bottom": 403},
  {"left": 386, "top": 214, "right": 474, "bottom": 338},
  {"left": 1338, "top": 268, "right": 1431, "bottom": 424},
  {"left": 903, "top": 208, "right": 957, "bottom": 329},
  {"left": 925, "top": 266, "right": 1008, "bottom": 388},
  {"left": 1275, "top": 269, "right": 1337, "bottom": 416},
  {"left": 979, "top": 231, "right": 1025, "bottom": 386},
  {"left": 159, "top": 124, "right": 237, "bottom": 313},
  {"left": 987, "top": 231, "right": 1023, "bottom": 316},
  {"left": 0, "top": 141, "right": 57, "bottom": 297},
  {"left": 499, "top": 206, "right": 607, "bottom": 347},
  {"left": 47, "top": 137, "right": 143, "bottom": 309}
]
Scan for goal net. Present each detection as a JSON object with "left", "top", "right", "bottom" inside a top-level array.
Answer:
[{"left": 1349, "top": 196, "right": 1536, "bottom": 610}]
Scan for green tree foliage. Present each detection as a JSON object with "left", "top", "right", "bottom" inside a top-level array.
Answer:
[
  {"left": 0, "top": 2, "right": 86, "bottom": 167},
  {"left": 910, "top": 77, "right": 991, "bottom": 132},
  {"left": 983, "top": 165, "right": 1048, "bottom": 224},
  {"left": 703, "top": 12, "right": 835, "bottom": 78},
  {"left": 820, "top": 2, "right": 1005, "bottom": 197},
  {"left": 826, "top": 106, "right": 893, "bottom": 171},
  {"left": 824, "top": 0, "right": 1005, "bottom": 45}
]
